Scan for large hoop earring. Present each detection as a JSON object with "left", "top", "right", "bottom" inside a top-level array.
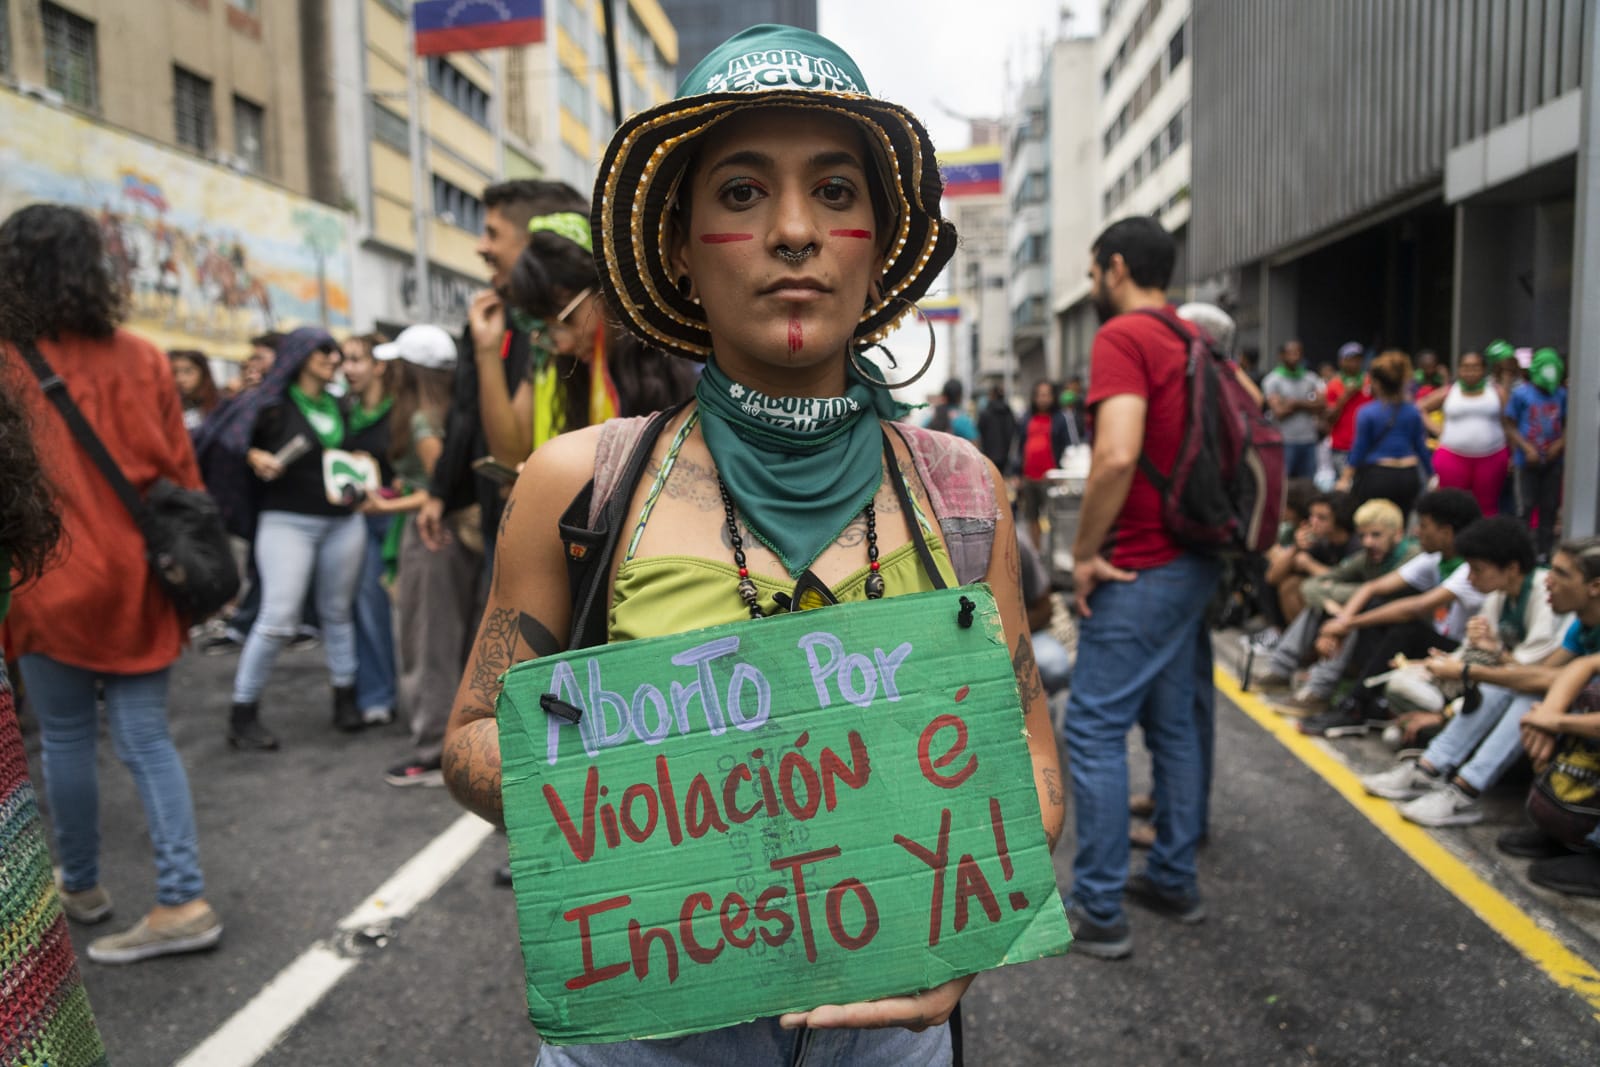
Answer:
[{"left": 850, "top": 297, "right": 936, "bottom": 390}]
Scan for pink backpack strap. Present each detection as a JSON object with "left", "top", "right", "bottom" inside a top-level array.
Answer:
[
  {"left": 587, "top": 415, "right": 653, "bottom": 528},
  {"left": 892, "top": 423, "right": 1000, "bottom": 586}
]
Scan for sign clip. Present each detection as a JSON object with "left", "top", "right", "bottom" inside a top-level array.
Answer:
[{"left": 540, "top": 693, "right": 584, "bottom": 723}]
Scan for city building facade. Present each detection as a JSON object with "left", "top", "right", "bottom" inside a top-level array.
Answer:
[
  {"left": 656, "top": 0, "right": 816, "bottom": 79},
  {"left": 0, "top": 0, "right": 355, "bottom": 360},
  {"left": 1191, "top": 0, "right": 1584, "bottom": 369},
  {"left": 1097, "top": 0, "right": 1192, "bottom": 280},
  {"left": 938, "top": 137, "right": 1009, "bottom": 400},
  {"left": 1003, "top": 35, "right": 1098, "bottom": 385},
  {"left": 326, "top": 0, "right": 676, "bottom": 334}
]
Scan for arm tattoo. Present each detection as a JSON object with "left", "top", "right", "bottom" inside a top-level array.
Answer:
[
  {"left": 518, "top": 612, "right": 563, "bottom": 657},
  {"left": 1041, "top": 766, "right": 1064, "bottom": 807},
  {"left": 1012, "top": 630, "right": 1044, "bottom": 712},
  {"left": 445, "top": 719, "right": 504, "bottom": 824},
  {"left": 468, "top": 607, "right": 519, "bottom": 711}
]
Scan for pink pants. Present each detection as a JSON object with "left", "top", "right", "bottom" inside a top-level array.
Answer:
[{"left": 1433, "top": 445, "right": 1509, "bottom": 516}]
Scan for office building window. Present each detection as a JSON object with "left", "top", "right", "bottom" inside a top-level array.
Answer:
[
  {"left": 233, "top": 95, "right": 265, "bottom": 172},
  {"left": 427, "top": 56, "right": 490, "bottom": 127},
  {"left": 42, "top": 2, "right": 98, "bottom": 110},
  {"left": 174, "top": 66, "right": 214, "bottom": 153},
  {"left": 558, "top": 71, "right": 591, "bottom": 119},
  {"left": 432, "top": 175, "right": 485, "bottom": 233},
  {"left": 371, "top": 100, "right": 409, "bottom": 153},
  {"left": 228, "top": 0, "right": 258, "bottom": 11},
  {"left": 1166, "top": 108, "right": 1186, "bottom": 153},
  {"left": 1169, "top": 20, "right": 1187, "bottom": 71}
]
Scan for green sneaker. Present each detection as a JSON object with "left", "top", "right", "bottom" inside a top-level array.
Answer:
[{"left": 87, "top": 905, "right": 223, "bottom": 964}]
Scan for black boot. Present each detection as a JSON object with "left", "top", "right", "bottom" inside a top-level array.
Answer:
[
  {"left": 227, "top": 701, "right": 279, "bottom": 751},
  {"left": 332, "top": 685, "right": 363, "bottom": 732}
]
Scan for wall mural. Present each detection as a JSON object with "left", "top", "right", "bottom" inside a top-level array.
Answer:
[{"left": 0, "top": 89, "right": 354, "bottom": 352}]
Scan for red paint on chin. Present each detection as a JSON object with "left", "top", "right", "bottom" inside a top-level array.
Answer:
[
  {"left": 830, "top": 229, "right": 873, "bottom": 239},
  {"left": 699, "top": 233, "right": 754, "bottom": 243},
  {"left": 788, "top": 316, "right": 803, "bottom": 354}
]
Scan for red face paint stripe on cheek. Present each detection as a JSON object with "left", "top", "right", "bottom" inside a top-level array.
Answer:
[
  {"left": 829, "top": 229, "right": 873, "bottom": 239},
  {"left": 699, "top": 233, "right": 754, "bottom": 243}
]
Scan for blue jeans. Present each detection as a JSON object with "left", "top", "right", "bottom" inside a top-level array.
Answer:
[
  {"left": 354, "top": 514, "right": 397, "bottom": 712},
  {"left": 1421, "top": 684, "right": 1534, "bottom": 792},
  {"left": 534, "top": 1017, "right": 950, "bottom": 1066},
  {"left": 19, "top": 655, "right": 204, "bottom": 906},
  {"left": 1283, "top": 441, "right": 1318, "bottom": 480},
  {"left": 233, "top": 510, "right": 365, "bottom": 703},
  {"left": 1065, "top": 552, "right": 1219, "bottom": 923}
]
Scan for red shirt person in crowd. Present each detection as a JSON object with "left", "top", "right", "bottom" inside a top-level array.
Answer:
[
  {"left": 1061, "top": 216, "right": 1223, "bottom": 960},
  {"left": 1325, "top": 340, "right": 1372, "bottom": 467}
]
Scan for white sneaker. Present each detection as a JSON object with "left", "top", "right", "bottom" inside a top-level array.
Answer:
[
  {"left": 1361, "top": 761, "right": 1438, "bottom": 800},
  {"left": 1400, "top": 783, "right": 1483, "bottom": 827}
]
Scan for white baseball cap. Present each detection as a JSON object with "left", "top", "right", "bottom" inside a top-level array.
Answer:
[{"left": 373, "top": 324, "right": 457, "bottom": 370}]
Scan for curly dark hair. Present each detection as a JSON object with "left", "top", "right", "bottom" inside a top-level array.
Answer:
[
  {"left": 0, "top": 360, "right": 63, "bottom": 591},
  {"left": 0, "top": 203, "right": 126, "bottom": 340}
]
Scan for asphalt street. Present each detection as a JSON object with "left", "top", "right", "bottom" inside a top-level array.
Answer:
[{"left": 20, "top": 642, "right": 1600, "bottom": 1066}]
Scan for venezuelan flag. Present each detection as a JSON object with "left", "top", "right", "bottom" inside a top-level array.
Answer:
[
  {"left": 414, "top": 0, "right": 545, "bottom": 57},
  {"left": 937, "top": 145, "right": 1002, "bottom": 198}
]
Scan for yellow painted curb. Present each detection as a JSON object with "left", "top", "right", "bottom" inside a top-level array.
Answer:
[{"left": 1215, "top": 667, "right": 1600, "bottom": 1022}]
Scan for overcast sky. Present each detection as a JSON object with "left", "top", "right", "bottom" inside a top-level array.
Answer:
[{"left": 817, "top": 0, "right": 1098, "bottom": 151}]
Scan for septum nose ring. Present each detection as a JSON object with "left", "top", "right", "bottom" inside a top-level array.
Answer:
[{"left": 775, "top": 244, "right": 816, "bottom": 265}]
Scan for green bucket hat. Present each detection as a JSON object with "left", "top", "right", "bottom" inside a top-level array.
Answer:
[
  {"left": 590, "top": 24, "right": 956, "bottom": 361},
  {"left": 1483, "top": 338, "right": 1514, "bottom": 364},
  {"left": 1530, "top": 346, "right": 1564, "bottom": 392}
]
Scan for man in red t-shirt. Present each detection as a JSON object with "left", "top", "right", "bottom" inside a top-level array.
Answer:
[
  {"left": 1324, "top": 341, "right": 1371, "bottom": 472},
  {"left": 1063, "top": 217, "right": 1221, "bottom": 960}
]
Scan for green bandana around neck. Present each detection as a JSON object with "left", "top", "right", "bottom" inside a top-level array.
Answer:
[
  {"left": 289, "top": 384, "right": 345, "bottom": 449},
  {"left": 1275, "top": 364, "right": 1305, "bottom": 380},
  {"left": 347, "top": 396, "right": 393, "bottom": 435},
  {"left": 1340, "top": 373, "right": 1364, "bottom": 391},
  {"left": 695, "top": 355, "right": 908, "bottom": 577},
  {"left": 1060, "top": 390, "right": 1079, "bottom": 408},
  {"left": 1438, "top": 555, "right": 1465, "bottom": 581},
  {"left": 1498, "top": 571, "right": 1538, "bottom": 650},
  {"left": 1458, "top": 377, "right": 1487, "bottom": 394}
]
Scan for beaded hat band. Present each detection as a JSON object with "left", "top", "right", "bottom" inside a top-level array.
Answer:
[{"left": 590, "top": 25, "right": 957, "bottom": 361}]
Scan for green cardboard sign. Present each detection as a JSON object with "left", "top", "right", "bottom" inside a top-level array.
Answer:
[{"left": 497, "top": 585, "right": 1071, "bottom": 1045}]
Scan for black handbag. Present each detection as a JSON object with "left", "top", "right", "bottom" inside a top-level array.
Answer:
[{"left": 20, "top": 340, "right": 240, "bottom": 622}]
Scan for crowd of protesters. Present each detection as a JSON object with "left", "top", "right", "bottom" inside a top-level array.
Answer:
[
  {"left": 0, "top": 183, "right": 699, "bottom": 970},
  {"left": 1, "top": 179, "right": 1595, "bottom": 996},
  {"left": 917, "top": 217, "right": 1595, "bottom": 947}
]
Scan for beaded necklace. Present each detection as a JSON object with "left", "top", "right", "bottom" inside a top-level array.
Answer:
[{"left": 718, "top": 480, "right": 883, "bottom": 619}]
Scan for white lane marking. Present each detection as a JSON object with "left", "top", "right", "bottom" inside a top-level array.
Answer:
[{"left": 174, "top": 813, "right": 497, "bottom": 1067}]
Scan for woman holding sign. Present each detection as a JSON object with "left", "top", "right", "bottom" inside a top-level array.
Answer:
[
  {"left": 221, "top": 328, "right": 369, "bottom": 748},
  {"left": 443, "top": 24, "right": 1064, "bottom": 1063}
]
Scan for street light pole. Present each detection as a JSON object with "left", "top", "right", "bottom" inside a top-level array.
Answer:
[{"left": 1565, "top": 10, "right": 1600, "bottom": 538}]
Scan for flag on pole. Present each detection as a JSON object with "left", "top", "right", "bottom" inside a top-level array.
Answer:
[
  {"left": 937, "top": 145, "right": 1002, "bottom": 198},
  {"left": 413, "top": 0, "right": 545, "bottom": 56},
  {"left": 920, "top": 296, "right": 961, "bottom": 322}
]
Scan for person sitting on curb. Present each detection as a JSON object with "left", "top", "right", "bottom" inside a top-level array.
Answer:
[
  {"left": 1512, "top": 651, "right": 1600, "bottom": 896},
  {"left": 1291, "top": 489, "right": 1483, "bottom": 737},
  {"left": 1254, "top": 499, "right": 1416, "bottom": 706},
  {"left": 1359, "top": 524, "right": 1594, "bottom": 827}
]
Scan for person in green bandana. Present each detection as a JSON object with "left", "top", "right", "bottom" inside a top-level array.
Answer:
[
  {"left": 229, "top": 329, "right": 369, "bottom": 748},
  {"left": 1263, "top": 339, "right": 1325, "bottom": 480},
  {"left": 440, "top": 24, "right": 1063, "bottom": 1064}
]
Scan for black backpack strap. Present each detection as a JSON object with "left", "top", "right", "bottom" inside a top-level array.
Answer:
[
  {"left": 561, "top": 401, "right": 689, "bottom": 650},
  {"left": 884, "top": 424, "right": 949, "bottom": 590},
  {"left": 18, "top": 339, "right": 149, "bottom": 525},
  {"left": 1127, "top": 308, "right": 1199, "bottom": 492}
]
